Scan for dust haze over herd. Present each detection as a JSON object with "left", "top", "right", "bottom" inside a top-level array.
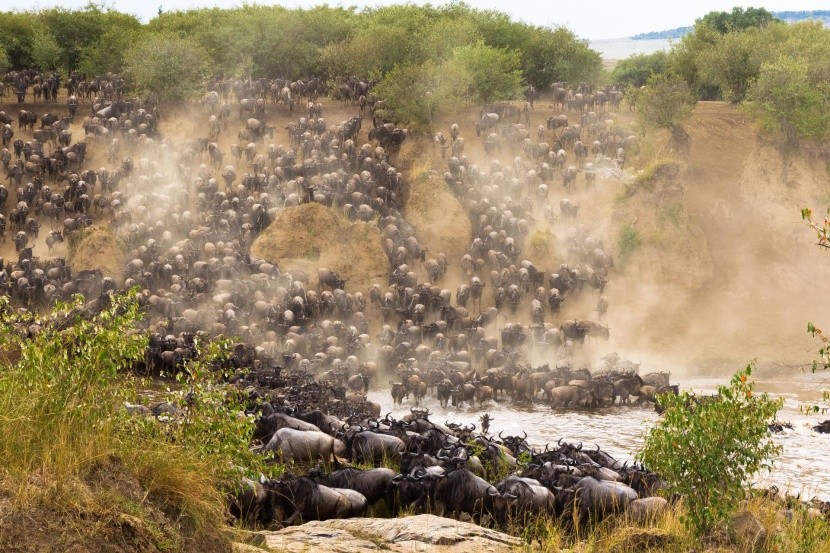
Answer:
[{"left": 0, "top": 3, "right": 829, "bottom": 552}]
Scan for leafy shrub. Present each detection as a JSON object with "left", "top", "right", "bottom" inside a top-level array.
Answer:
[
  {"left": 636, "top": 73, "right": 696, "bottom": 132},
  {"left": 124, "top": 35, "right": 210, "bottom": 103},
  {"left": 637, "top": 365, "right": 783, "bottom": 537},
  {"left": 122, "top": 339, "right": 275, "bottom": 483},
  {"left": 611, "top": 51, "right": 668, "bottom": 87},
  {"left": 617, "top": 224, "right": 641, "bottom": 262}
]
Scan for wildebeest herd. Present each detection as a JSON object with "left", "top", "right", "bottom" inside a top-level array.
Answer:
[
  {"left": 9, "top": 69, "right": 823, "bottom": 533},
  {"left": 232, "top": 405, "right": 671, "bottom": 529}
]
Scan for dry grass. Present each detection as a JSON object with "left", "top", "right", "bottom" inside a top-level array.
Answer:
[
  {"left": 516, "top": 498, "right": 830, "bottom": 553},
  {"left": 0, "top": 297, "right": 231, "bottom": 552}
]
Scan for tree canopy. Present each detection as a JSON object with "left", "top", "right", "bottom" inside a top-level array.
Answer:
[
  {"left": 0, "top": 3, "right": 600, "bottom": 90},
  {"left": 611, "top": 51, "right": 668, "bottom": 87},
  {"left": 698, "top": 6, "right": 779, "bottom": 33}
]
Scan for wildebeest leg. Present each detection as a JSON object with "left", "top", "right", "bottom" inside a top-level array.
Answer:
[{"left": 283, "top": 509, "right": 301, "bottom": 526}]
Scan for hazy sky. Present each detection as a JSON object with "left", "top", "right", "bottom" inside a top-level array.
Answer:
[{"left": 11, "top": 0, "right": 830, "bottom": 39}]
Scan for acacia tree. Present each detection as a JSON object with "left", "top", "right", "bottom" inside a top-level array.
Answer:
[
  {"left": 637, "top": 73, "right": 696, "bottom": 151},
  {"left": 124, "top": 35, "right": 209, "bottom": 104}
]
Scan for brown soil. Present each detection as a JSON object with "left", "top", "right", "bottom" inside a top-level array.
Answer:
[
  {"left": 251, "top": 203, "right": 389, "bottom": 291},
  {"left": 69, "top": 227, "right": 126, "bottom": 283},
  {"left": 606, "top": 102, "right": 830, "bottom": 371},
  {"left": 405, "top": 174, "right": 472, "bottom": 264}
]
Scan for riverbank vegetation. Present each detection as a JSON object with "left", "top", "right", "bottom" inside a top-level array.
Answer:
[
  {"left": 0, "top": 293, "right": 273, "bottom": 551},
  {"left": 0, "top": 290, "right": 824, "bottom": 552}
]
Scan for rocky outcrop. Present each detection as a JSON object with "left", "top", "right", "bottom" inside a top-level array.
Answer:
[
  {"left": 244, "top": 515, "right": 521, "bottom": 552},
  {"left": 729, "top": 510, "right": 767, "bottom": 552}
]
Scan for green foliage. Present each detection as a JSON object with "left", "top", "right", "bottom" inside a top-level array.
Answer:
[
  {"left": 2, "top": 3, "right": 601, "bottom": 102},
  {"left": 0, "top": 45, "right": 8, "bottom": 72},
  {"left": 124, "top": 34, "right": 210, "bottom": 103},
  {"left": 698, "top": 6, "right": 779, "bottom": 33},
  {"left": 744, "top": 22, "right": 830, "bottom": 149},
  {"left": 518, "top": 26, "right": 602, "bottom": 88},
  {"left": 617, "top": 223, "right": 641, "bottom": 261},
  {"left": 0, "top": 292, "right": 145, "bottom": 478},
  {"left": 449, "top": 41, "right": 523, "bottom": 104},
  {"left": 77, "top": 26, "right": 139, "bottom": 76},
  {"left": 30, "top": 26, "right": 62, "bottom": 70},
  {"left": 637, "top": 73, "right": 696, "bottom": 132},
  {"left": 122, "top": 339, "right": 274, "bottom": 482},
  {"left": 612, "top": 51, "right": 668, "bottom": 87},
  {"left": 39, "top": 4, "right": 142, "bottom": 72},
  {"left": 638, "top": 365, "right": 783, "bottom": 537},
  {"left": 372, "top": 40, "right": 522, "bottom": 126},
  {"left": 800, "top": 207, "right": 830, "bottom": 413},
  {"left": 0, "top": 12, "right": 40, "bottom": 68}
]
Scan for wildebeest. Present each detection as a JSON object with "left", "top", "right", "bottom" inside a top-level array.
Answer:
[
  {"left": 261, "top": 475, "right": 367, "bottom": 525},
  {"left": 261, "top": 427, "right": 345, "bottom": 466},
  {"left": 318, "top": 267, "right": 347, "bottom": 290},
  {"left": 309, "top": 467, "right": 398, "bottom": 515}
]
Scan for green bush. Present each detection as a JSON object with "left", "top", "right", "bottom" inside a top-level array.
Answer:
[
  {"left": 612, "top": 51, "right": 668, "bottom": 87},
  {"left": 122, "top": 338, "right": 275, "bottom": 483},
  {"left": 124, "top": 34, "right": 210, "bottom": 103},
  {"left": 637, "top": 365, "right": 783, "bottom": 537},
  {"left": 744, "top": 22, "right": 830, "bottom": 150},
  {"left": 617, "top": 223, "right": 641, "bottom": 261},
  {"left": 636, "top": 73, "right": 696, "bottom": 132}
]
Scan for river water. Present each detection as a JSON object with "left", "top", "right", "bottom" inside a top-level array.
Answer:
[
  {"left": 588, "top": 37, "right": 673, "bottom": 60},
  {"left": 369, "top": 367, "right": 830, "bottom": 500}
]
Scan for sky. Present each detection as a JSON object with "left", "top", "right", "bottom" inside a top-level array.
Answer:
[{"left": 8, "top": 0, "right": 830, "bottom": 39}]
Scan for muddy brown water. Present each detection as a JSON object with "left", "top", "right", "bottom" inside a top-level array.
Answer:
[{"left": 369, "top": 368, "right": 830, "bottom": 501}]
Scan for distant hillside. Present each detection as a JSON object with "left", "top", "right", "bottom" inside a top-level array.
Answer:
[
  {"left": 632, "top": 10, "right": 830, "bottom": 40},
  {"left": 632, "top": 26, "right": 690, "bottom": 40}
]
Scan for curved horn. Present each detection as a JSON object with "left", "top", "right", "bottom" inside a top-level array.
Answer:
[
  {"left": 499, "top": 430, "right": 506, "bottom": 440},
  {"left": 577, "top": 442, "right": 582, "bottom": 451},
  {"left": 557, "top": 438, "right": 563, "bottom": 447},
  {"left": 521, "top": 430, "right": 527, "bottom": 440},
  {"left": 595, "top": 443, "right": 601, "bottom": 453},
  {"left": 468, "top": 423, "right": 476, "bottom": 432}
]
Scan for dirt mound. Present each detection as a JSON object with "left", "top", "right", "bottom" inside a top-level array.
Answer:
[
  {"left": 406, "top": 174, "right": 472, "bottom": 264},
  {"left": 251, "top": 203, "right": 389, "bottom": 290},
  {"left": 69, "top": 227, "right": 126, "bottom": 282},
  {"left": 525, "top": 226, "right": 560, "bottom": 269}
]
